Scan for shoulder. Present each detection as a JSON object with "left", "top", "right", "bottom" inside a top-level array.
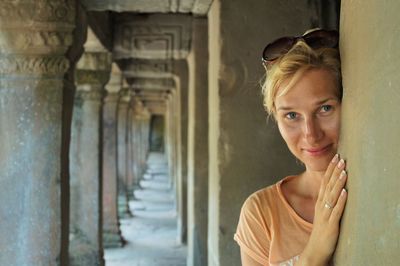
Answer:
[
  {"left": 242, "top": 182, "right": 279, "bottom": 211},
  {"left": 238, "top": 182, "right": 280, "bottom": 227}
]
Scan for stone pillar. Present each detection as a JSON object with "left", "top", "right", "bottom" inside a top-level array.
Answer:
[
  {"left": 173, "top": 60, "right": 189, "bottom": 244},
  {"left": 117, "top": 88, "right": 133, "bottom": 217},
  {"left": 334, "top": 1, "right": 400, "bottom": 264},
  {"left": 69, "top": 49, "right": 111, "bottom": 265},
  {"left": 102, "top": 64, "right": 124, "bottom": 248},
  {"left": 187, "top": 17, "right": 209, "bottom": 266},
  {"left": 126, "top": 103, "right": 136, "bottom": 195},
  {"left": 0, "top": 1, "right": 75, "bottom": 264},
  {"left": 130, "top": 97, "right": 147, "bottom": 190},
  {"left": 207, "top": 0, "right": 314, "bottom": 265},
  {"left": 61, "top": 4, "right": 88, "bottom": 264}
]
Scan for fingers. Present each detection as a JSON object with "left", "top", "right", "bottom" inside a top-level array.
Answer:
[
  {"left": 318, "top": 154, "right": 339, "bottom": 202},
  {"left": 324, "top": 158, "right": 346, "bottom": 202},
  {"left": 330, "top": 188, "right": 347, "bottom": 223}
]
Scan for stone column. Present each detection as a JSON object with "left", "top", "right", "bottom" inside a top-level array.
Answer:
[
  {"left": 117, "top": 88, "right": 133, "bottom": 217},
  {"left": 126, "top": 104, "right": 136, "bottom": 195},
  {"left": 61, "top": 4, "right": 88, "bottom": 264},
  {"left": 208, "top": 0, "right": 314, "bottom": 265},
  {"left": 187, "top": 17, "right": 209, "bottom": 266},
  {"left": 0, "top": 1, "right": 75, "bottom": 265},
  {"left": 130, "top": 97, "right": 146, "bottom": 190},
  {"left": 173, "top": 60, "right": 189, "bottom": 244},
  {"left": 102, "top": 64, "right": 124, "bottom": 248},
  {"left": 334, "top": 1, "right": 400, "bottom": 264},
  {"left": 69, "top": 50, "right": 111, "bottom": 265}
]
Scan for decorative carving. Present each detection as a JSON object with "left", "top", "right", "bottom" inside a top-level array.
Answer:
[
  {"left": 0, "top": 55, "right": 69, "bottom": 76},
  {"left": 0, "top": 0, "right": 75, "bottom": 25},
  {"left": 0, "top": 30, "right": 73, "bottom": 53}
]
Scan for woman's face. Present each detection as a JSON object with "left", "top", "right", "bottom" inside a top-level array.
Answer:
[{"left": 275, "top": 68, "right": 341, "bottom": 172}]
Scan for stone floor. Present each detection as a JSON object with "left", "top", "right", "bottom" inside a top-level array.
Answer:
[{"left": 105, "top": 153, "right": 187, "bottom": 266}]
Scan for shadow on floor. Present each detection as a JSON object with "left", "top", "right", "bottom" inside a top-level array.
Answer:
[{"left": 105, "top": 153, "right": 187, "bottom": 266}]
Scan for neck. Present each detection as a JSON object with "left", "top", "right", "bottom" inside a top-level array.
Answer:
[{"left": 300, "top": 168, "right": 325, "bottom": 200}]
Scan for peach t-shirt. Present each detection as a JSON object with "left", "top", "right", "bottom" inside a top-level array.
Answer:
[{"left": 234, "top": 176, "right": 313, "bottom": 266}]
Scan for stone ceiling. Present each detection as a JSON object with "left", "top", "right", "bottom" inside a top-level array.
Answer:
[
  {"left": 81, "top": 0, "right": 213, "bottom": 15},
  {"left": 82, "top": 0, "right": 209, "bottom": 113}
]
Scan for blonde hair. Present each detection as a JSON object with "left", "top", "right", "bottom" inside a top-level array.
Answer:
[{"left": 261, "top": 38, "right": 342, "bottom": 117}]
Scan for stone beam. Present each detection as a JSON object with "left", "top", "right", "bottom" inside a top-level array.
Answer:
[
  {"left": 113, "top": 14, "right": 192, "bottom": 60},
  {"left": 118, "top": 58, "right": 173, "bottom": 79},
  {"left": 126, "top": 77, "right": 175, "bottom": 91},
  {"left": 144, "top": 100, "right": 167, "bottom": 115},
  {"left": 81, "top": 0, "right": 213, "bottom": 15}
]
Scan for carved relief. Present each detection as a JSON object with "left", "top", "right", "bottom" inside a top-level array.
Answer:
[
  {"left": 0, "top": 0, "right": 74, "bottom": 25},
  {"left": 0, "top": 56, "right": 69, "bottom": 76}
]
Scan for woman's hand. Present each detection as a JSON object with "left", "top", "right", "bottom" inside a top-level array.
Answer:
[{"left": 297, "top": 154, "right": 348, "bottom": 266}]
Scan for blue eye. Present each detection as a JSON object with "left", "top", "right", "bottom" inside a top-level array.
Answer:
[
  {"left": 285, "top": 112, "right": 297, "bottom": 120},
  {"left": 321, "top": 105, "right": 332, "bottom": 112}
]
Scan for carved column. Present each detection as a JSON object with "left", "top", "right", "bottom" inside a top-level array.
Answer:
[
  {"left": 0, "top": 1, "right": 75, "bottom": 265},
  {"left": 117, "top": 88, "right": 132, "bottom": 218},
  {"left": 69, "top": 51, "right": 111, "bottom": 265},
  {"left": 102, "top": 64, "right": 124, "bottom": 248}
]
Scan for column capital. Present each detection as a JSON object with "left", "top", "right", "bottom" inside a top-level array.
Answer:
[
  {"left": 119, "top": 88, "right": 131, "bottom": 103},
  {"left": 75, "top": 52, "right": 112, "bottom": 87},
  {"left": 0, "top": 0, "right": 76, "bottom": 77}
]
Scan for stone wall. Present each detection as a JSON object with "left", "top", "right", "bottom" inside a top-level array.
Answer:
[{"left": 334, "top": 1, "right": 400, "bottom": 265}]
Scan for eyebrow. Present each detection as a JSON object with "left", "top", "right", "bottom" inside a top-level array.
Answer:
[{"left": 276, "top": 98, "right": 338, "bottom": 111}]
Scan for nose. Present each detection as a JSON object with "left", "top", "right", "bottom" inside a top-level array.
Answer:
[{"left": 303, "top": 117, "right": 323, "bottom": 144}]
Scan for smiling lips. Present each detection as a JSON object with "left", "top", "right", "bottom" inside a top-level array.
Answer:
[{"left": 303, "top": 144, "right": 332, "bottom": 156}]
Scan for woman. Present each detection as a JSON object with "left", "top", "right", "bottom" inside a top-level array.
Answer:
[{"left": 234, "top": 29, "right": 347, "bottom": 266}]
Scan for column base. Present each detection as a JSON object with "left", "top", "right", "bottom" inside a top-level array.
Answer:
[
  {"left": 118, "top": 194, "right": 133, "bottom": 218},
  {"left": 103, "top": 230, "right": 125, "bottom": 248},
  {"left": 69, "top": 237, "right": 104, "bottom": 266}
]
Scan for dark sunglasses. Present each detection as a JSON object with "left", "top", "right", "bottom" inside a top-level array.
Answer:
[{"left": 261, "top": 29, "right": 339, "bottom": 64}]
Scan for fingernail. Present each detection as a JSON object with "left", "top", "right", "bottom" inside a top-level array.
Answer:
[
  {"left": 331, "top": 154, "right": 339, "bottom": 164},
  {"left": 339, "top": 170, "right": 346, "bottom": 179},
  {"left": 337, "top": 159, "right": 345, "bottom": 168},
  {"left": 341, "top": 188, "right": 347, "bottom": 196}
]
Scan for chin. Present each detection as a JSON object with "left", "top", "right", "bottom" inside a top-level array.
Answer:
[{"left": 304, "top": 157, "right": 332, "bottom": 172}]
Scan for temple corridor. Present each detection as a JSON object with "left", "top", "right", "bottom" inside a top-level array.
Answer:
[{"left": 105, "top": 153, "right": 187, "bottom": 266}]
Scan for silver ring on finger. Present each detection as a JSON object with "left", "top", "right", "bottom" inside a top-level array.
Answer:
[{"left": 324, "top": 201, "right": 334, "bottom": 209}]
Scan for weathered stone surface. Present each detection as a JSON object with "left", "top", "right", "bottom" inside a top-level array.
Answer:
[
  {"left": 187, "top": 17, "right": 209, "bottom": 266},
  {"left": 69, "top": 85, "right": 104, "bottom": 266},
  {"left": 334, "top": 1, "right": 400, "bottom": 265},
  {"left": 0, "top": 1, "right": 76, "bottom": 265},
  {"left": 114, "top": 14, "right": 192, "bottom": 60},
  {"left": 171, "top": 60, "right": 189, "bottom": 244},
  {"left": 117, "top": 88, "right": 133, "bottom": 218},
  {"left": 102, "top": 65, "right": 124, "bottom": 247},
  {"left": 81, "top": 0, "right": 213, "bottom": 15}
]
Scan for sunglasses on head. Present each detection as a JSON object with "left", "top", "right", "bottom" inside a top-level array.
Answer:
[{"left": 261, "top": 29, "right": 339, "bottom": 64}]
